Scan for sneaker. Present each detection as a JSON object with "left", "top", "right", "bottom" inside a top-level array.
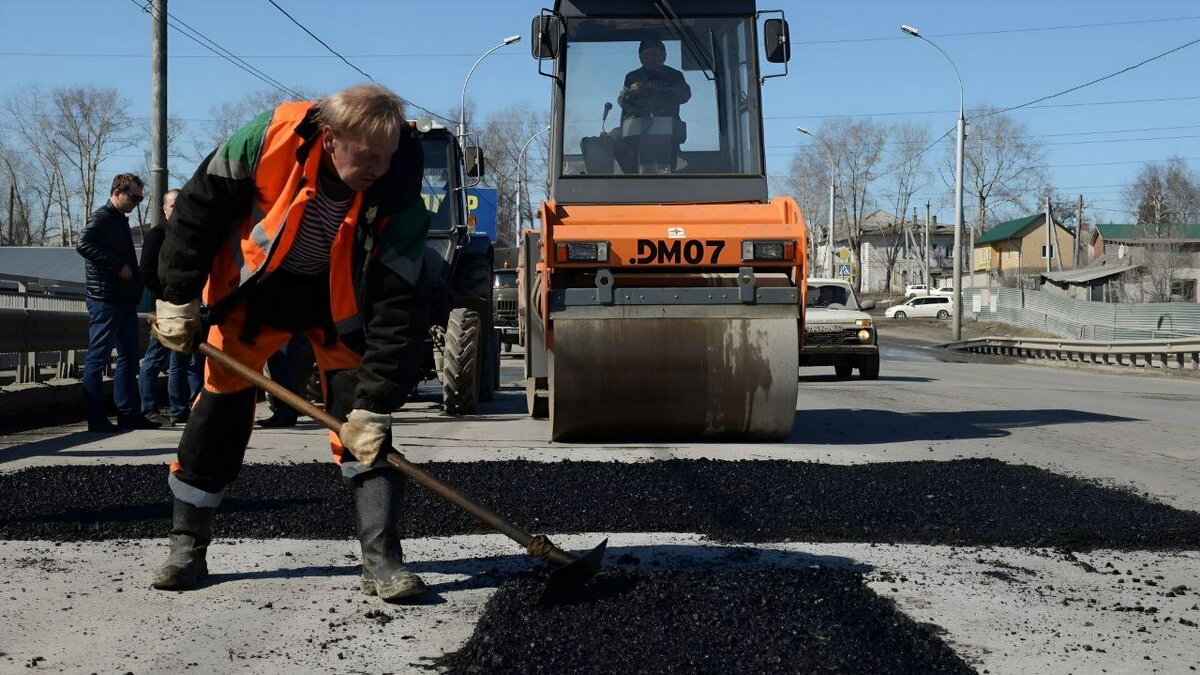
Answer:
[
  {"left": 118, "top": 416, "right": 162, "bottom": 430},
  {"left": 87, "top": 420, "right": 121, "bottom": 433},
  {"left": 168, "top": 413, "right": 190, "bottom": 425},
  {"left": 145, "top": 413, "right": 173, "bottom": 426}
]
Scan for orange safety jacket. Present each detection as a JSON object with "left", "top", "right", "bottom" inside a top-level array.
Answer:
[
  {"left": 202, "top": 101, "right": 367, "bottom": 338},
  {"left": 159, "top": 99, "right": 429, "bottom": 413}
]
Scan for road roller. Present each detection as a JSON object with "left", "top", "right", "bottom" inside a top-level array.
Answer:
[{"left": 521, "top": 0, "right": 805, "bottom": 441}]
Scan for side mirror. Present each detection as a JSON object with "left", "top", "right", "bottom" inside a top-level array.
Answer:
[
  {"left": 464, "top": 146, "right": 485, "bottom": 178},
  {"left": 531, "top": 15, "right": 562, "bottom": 59},
  {"left": 860, "top": 299, "right": 876, "bottom": 311},
  {"left": 764, "top": 19, "right": 791, "bottom": 63}
]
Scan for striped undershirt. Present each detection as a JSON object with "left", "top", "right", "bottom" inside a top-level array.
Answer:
[{"left": 280, "top": 182, "right": 354, "bottom": 276}]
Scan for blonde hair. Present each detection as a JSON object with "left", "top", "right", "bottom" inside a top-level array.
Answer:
[{"left": 312, "top": 84, "right": 406, "bottom": 140}]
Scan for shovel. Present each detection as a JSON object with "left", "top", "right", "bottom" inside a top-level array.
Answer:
[{"left": 196, "top": 341, "right": 606, "bottom": 602}]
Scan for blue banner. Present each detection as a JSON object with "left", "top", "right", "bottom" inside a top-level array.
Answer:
[{"left": 466, "top": 187, "right": 498, "bottom": 242}]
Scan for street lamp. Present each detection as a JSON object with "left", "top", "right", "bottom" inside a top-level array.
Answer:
[
  {"left": 901, "top": 23, "right": 966, "bottom": 341},
  {"left": 515, "top": 125, "right": 551, "bottom": 236},
  {"left": 797, "top": 127, "right": 837, "bottom": 278},
  {"left": 459, "top": 34, "right": 522, "bottom": 138}
]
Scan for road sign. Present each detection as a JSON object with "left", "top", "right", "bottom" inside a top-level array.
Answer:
[
  {"left": 466, "top": 187, "right": 498, "bottom": 242},
  {"left": 837, "top": 264, "right": 852, "bottom": 277}
]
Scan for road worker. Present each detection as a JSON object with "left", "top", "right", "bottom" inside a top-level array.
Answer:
[{"left": 149, "top": 84, "right": 432, "bottom": 601}]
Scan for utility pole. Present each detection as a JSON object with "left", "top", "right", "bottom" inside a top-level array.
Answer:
[
  {"left": 1045, "top": 197, "right": 1052, "bottom": 273},
  {"left": 1076, "top": 194, "right": 1085, "bottom": 267},
  {"left": 924, "top": 201, "right": 931, "bottom": 289},
  {"left": 149, "top": 0, "right": 168, "bottom": 230},
  {"left": 826, "top": 180, "right": 835, "bottom": 277}
]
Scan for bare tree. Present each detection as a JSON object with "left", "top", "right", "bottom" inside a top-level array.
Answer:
[
  {"left": 136, "top": 115, "right": 191, "bottom": 187},
  {"left": 2, "top": 86, "right": 78, "bottom": 244},
  {"left": 880, "top": 123, "right": 930, "bottom": 291},
  {"left": 191, "top": 87, "right": 318, "bottom": 162},
  {"left": 947, "top": 107, "right": 1047, "bottom": 234},
  {"left": 786, "top": 145, "right": 832, "bottom": 277},
  {"left": 1122, "top": 158, "right": 1200, "bottom": 301},
  {"left": 1124, "top": 156, "right": 1200, "bottom": 227},
  {"left": 816, "top": 118, "right": 888, "bottom": 292},
  {"left": 478, "top": 103, "right": 550, "bottom": 246},
  {"left": 44, "top": 86, "right": 137, "bottom": 227}
]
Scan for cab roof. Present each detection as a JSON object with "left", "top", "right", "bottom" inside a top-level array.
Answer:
[{"left": 553, "top": 0, "right": 758, "bottom": 18}]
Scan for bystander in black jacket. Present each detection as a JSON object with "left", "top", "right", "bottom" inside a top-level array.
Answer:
[
  {"left": 77, "top": 201, "right": 143, "bottom": 305},
  {"left": 139, "top": 224, "right": 167, "bottom": 301}
]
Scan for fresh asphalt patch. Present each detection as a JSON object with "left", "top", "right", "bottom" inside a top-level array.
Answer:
[
  {"left": 436, "top": 566, "right": 973, "bottom": 674},
  {"left": 3, "top": 458, "right": 1199, "bottom": 550}
]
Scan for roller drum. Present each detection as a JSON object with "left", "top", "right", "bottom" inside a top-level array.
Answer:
[{"left": 549, "top": 306, "right": 798, "bottom": 441}]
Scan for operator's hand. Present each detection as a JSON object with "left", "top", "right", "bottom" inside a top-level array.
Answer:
[
  {"left": 339, "top": 409, "right": 391, "bottom": 467},
  {"left": 118, "top": 265, "right": 133, "bottom": 281},
  {"left": 150, "top": 298, "right": 202, "bottom": 354}
]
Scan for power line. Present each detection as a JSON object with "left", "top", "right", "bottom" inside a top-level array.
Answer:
[
  {"left": 775, "top": 131, "right": 1200, "bottom": 153},
  {"left": 769, "top": 92, "right": 1200, "bottom": 122},
  {"left": 796, "top": 15, "right": 1200, "bottom": 45},
  {"left": 264, "top": 0, "right": 375, "bottom": 81},
  {"left": 992, "top": 35, "right": 1200, "bottom": 116},
  {"left": 0, "top": 50, "right": 530, "bottom": 60},
  {"left": 261, "top": 0, "right": 455, "bottom": 125},
  {"left": 129, "top": 0, "right": 301, "bottom": 99}
]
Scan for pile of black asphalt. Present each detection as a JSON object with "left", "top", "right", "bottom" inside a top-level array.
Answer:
[
  {"left": 436, "top": 566, "right": 973, "bottom": 674},
  {"left": 2, "top": 458, "right": 1199, "bottom": 549}
]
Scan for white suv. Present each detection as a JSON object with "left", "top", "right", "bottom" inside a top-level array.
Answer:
[
  {"left": 904, "top": 284, "right": 928, "bottom": 297},
  {"left": 885, "top": 295, "right": 953, "bottom": 319}
]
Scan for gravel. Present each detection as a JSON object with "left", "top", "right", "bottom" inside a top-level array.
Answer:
[
  {"left": 2, "top": 459, "right": 1198, "bottom": 550},
  {"left": 438, "top": 566, "right": 974, "bottom": 674}
]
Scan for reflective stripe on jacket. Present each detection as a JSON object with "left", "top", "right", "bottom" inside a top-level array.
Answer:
[{"left": 203, "top": 101, "right": 367, "bottom": 337}]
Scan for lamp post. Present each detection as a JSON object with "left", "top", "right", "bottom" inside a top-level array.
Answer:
[
  {"left": 797, "top": 127, "right": 837, "bottom": 278},
  {"left": 515, "top": 125, "right": 551, "bottom": 236},
  {"left": 901, "top": 23, "right": 965, "bottom": 341},
  {"left": 459, "top": 34, "right": 522, "bottom": 139}
]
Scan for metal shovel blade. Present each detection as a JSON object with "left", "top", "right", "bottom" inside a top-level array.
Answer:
[{"left": 538, "top": 539, "right": 608, "bottom": 606}]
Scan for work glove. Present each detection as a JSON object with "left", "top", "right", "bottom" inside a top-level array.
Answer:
[
  {"left": 150, "top": 298, "right": 202, "bottom": 354},
  {"left": 339, "top": 409, "right": 392, "bottom": 467}
]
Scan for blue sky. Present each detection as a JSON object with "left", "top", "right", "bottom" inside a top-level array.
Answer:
[{"left": 4, "top": 0, "right": 1199, "bottom": 224}]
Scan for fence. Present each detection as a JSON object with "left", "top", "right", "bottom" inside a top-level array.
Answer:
[{"left": 964, "top": 287, "right": 1200, "bottom": 340}]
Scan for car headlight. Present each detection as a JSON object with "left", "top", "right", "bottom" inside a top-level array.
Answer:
[{"left": 857, "top": 329, "right": 872, "bottom": 343}]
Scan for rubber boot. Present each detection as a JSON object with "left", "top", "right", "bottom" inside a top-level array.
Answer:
[
  {"left": 150, "top": 498, "right": 215, "bottom": 590},
  {"left": 353, "top": 470, "right": 427, "bottom": 601}
]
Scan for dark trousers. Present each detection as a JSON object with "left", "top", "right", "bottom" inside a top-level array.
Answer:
[
  {"left": 139, "top": 335, "right": 191, "bottom": 419},
  {"left": 171, "top": 273, "right": 360, "bottom": 497},
  {"left": 82, "top": 297, "right": 141, "bottom": 425},
  {"left": 265, "top": 333, "right": 315, "bottom": 421},
  {"left": 187, "top": 353, "right": 205, "bottom": 404}
]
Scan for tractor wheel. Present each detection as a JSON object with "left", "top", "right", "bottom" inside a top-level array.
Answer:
[
  {"left": 442, "top": 307, "right": 481, "bottom": 415},
  {"left": 452, "top": 251, "right": 498, "bottom": 403}
]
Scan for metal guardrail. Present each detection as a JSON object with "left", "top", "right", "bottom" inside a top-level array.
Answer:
[
  {"left": 0, "top": 290, "right": 86, "bottom": 312},
  {"left": 0, "top": 307, "right": 148, "bottom": 385},
  {"left": 942, "top": 335, "right": 1200, "bottom": 372}
]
